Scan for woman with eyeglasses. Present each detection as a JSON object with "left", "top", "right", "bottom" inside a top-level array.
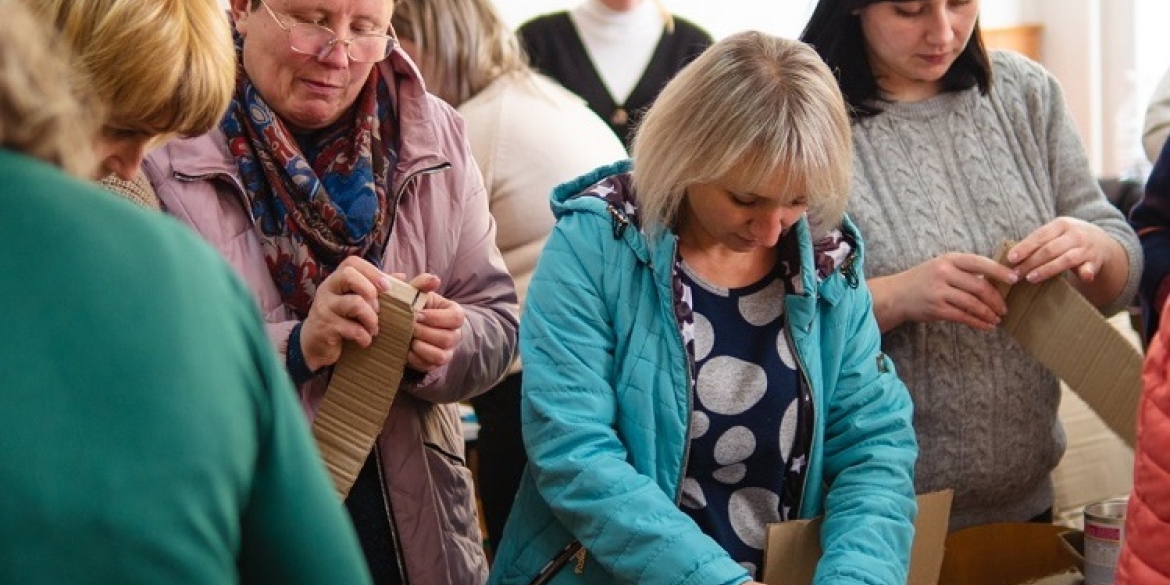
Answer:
[{"left": 144, "top": 1, "right": 520, "bottom": 584}]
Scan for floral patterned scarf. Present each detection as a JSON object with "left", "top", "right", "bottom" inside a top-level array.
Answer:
[{"left": 221, "top": 48, "right": 397, "bottom": 319}]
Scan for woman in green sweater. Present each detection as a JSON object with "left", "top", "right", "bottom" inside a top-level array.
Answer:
[
  {"left": 0, "top": 1, "right": 371, "bottom": 582},
  {"left": 801, "top": 0, "right": 1141, "bottom": 530}
]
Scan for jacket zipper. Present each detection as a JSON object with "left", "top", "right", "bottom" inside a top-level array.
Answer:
[
  {"left": 606, "top": 204, "right": 630, "bottom": 239},
  {"left": 840, "top": 252, "right": 859, "bottom": 289},
  {"left": 374, "top": 442, "right": 409, "bottom": 584},
  {"left": 671, "top": 262, "right": 696, "bottom": 509},
  {"left": 785, "top": 311, "right": 816, "bottom": 513},
  {"left": 390, "top": 162, "right": 450, "bottom": 238},
  {"left": 526, "top": 541, "right": 583, "bottom": 585},
  {"left": 370, "top": 161, "right": 447, "bottom": 584}
]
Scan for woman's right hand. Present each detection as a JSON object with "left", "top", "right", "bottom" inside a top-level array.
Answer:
[
  {"left": 869, "top": 252, "right": 1019, "bottom": 333},
  {"left": 300, "top": 256, "right": 393, "bottom": 372}
]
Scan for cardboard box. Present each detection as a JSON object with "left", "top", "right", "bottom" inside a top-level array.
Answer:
[
  {"left": 939, "top": 523, "right": 1083, "bottom": 585},
  {"left": 762, "top": 491, "right": 952, "bottom": 585},
  {"left": 992, "top": 245, "right": 1143, "bottom": 447},
  {"left": 762, "top": 491, "right": 1090, "bottom": 585}
]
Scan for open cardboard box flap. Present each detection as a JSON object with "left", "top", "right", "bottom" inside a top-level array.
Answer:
[
  {"left": 762, "top": 490, "right": 1086, "bottom": 585},
  {"left": 762, "top": 490, "right": 952, "bottom": 585}
]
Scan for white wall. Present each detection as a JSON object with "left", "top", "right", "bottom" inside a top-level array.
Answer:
[{"left": 1032, "top": 0, "right": 1168, "bottom": 175}]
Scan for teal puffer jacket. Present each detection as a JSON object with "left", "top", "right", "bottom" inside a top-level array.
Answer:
[{"left": 488, "top": 161, "right": 918, "bottom": 585}]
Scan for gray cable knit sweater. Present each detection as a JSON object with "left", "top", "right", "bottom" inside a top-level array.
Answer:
[{"left": 846, "top": 50, "right": 1142, "bottom": 530}]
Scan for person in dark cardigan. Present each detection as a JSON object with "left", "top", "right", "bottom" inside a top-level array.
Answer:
[
  {"left": 1131, "top": 136, "right": 1170, "bottom": 342},
  {"left": 518, "top": 0, "right": 712, "bottom": 148}
]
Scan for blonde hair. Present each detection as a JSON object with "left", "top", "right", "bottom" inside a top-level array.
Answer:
[
  {"left": 631, "top": 31, "right": 852, "bottom": 240},
  {"left": 26, "top": 0, "right": 235, "bottom": 138},
  {"left": 392, "top": 0, "right": 528, "bottom": 107},
  {"left": 0, "top": 0, "right": 99, "bottom": 177}
]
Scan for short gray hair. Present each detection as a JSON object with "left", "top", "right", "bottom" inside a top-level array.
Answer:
[{"left": 631, "top": 31, "right": 852, "bottom": 240}]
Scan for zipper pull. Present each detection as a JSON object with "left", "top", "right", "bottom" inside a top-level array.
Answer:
[
  {"left": 606, "top": 205, "right": 629, "bottom": 239},
  {"left": 841, "top": 253, "right": 859, "bottom": 289},
  {"left": 574, "top": 548, "right": 587, "bottom": 574}
]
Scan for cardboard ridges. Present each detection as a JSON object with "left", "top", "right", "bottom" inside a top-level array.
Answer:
[
  {"left": 992, "top": 242, "right": 1142, "bottom": 446},
  {"left": 311, "top": 276, "right": 426, "bottom": 499}
]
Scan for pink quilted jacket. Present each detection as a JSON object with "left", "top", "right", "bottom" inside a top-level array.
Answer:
[
  {"left": 143, "top": 49, "right": 518, "bottom": 585},
  {"left": 1116, "top": 302, "right": 1170, "bottom": 585}
]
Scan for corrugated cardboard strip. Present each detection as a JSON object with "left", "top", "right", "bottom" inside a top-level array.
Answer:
[
  {"left": 993, "top": 242, "right": 1141, "bottom": 446},
  {"left": 311, "top": 276, "right": 426, "bottom": 499}
]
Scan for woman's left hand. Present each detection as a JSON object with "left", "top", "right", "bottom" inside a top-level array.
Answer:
[
  {"left": 402, "top": 273, "right": 465, "bottom": 373},
  {"left": 1007, "top": 216, "right": 1129, "bottom": 309},
  {"left": 1007, "top": 217, "right": 1114, "bottom": 284}
]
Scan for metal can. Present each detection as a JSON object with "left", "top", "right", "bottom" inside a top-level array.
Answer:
[{"left": 1084, "top": 497, "right": 1128, "bottom": 585}]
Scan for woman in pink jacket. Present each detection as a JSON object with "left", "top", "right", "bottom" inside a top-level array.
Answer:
[
  {"left": 1117, "top": 299, "right": 1170, "bottom": 584},
  {"left": 144, "top": 1, "right": 519, "bottom": 584}
]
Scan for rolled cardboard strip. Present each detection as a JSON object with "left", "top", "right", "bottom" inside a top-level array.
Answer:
[{"left": 311, "top": 277, "right": 426, "bottom": 498}]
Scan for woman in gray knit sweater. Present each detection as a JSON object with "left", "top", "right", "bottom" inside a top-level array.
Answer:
[{"left": 801, "top": 0, "right": 1142, "bottom": 530}]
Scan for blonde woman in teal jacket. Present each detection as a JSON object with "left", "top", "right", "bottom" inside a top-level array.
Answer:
[{"left": 489, "top": 33, "right": 917, "bottom": 585}]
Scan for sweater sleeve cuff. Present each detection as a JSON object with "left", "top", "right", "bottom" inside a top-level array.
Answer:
[{"left": 285, "top": 322, "right": 317, "bottom": 386}]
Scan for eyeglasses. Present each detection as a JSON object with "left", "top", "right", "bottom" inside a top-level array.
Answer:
[{"left": 258, "top": 0, "right": 396, "bottom": 63}]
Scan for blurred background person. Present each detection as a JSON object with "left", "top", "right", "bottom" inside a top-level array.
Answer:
[
  {"left": 801, "top": 0, "right": 1141, "bottom": 530},
  {"left": 0, "top": 0, "right": 371, "bottom": 582},
  {"left": 26, "top": 0, "right": 235, "bottom": 209},
  {"left": 489, "top": 32, "right": 917, "bottom": 585},
  {"left": 517, "top": 0, "right": 712, "bottom": 148},
  {"left": 1131, "top": 136, "right": 1170, "bottom": 341},
  {"left": 391, "top": 0, "right": 627, "bottom": 555},
  {"left": 1142, "top": 64, "right": 1170, "bottom": 163},
  {"left": 144, "top": 0, "right": 520, "bottom": 583}
]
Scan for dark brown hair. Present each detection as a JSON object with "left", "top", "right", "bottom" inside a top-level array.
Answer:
[{"left": 799, "top": 0, "right": 991, "bottom": 119}]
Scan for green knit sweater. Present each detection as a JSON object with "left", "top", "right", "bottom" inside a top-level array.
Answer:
[{"left": 0, "top": 150, "right": 372, "bottom": 584}]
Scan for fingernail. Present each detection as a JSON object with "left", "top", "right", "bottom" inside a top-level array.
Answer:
[
  {"left": 1027, "top": 271, "right": 1039, "bottom": 283},
  {"left": 1007, "top": 251, "right": 1018, "bottom": 263},
  {"left": 1007, "top": 271, "right": 1019, "bottom": 284},
  {"left": 415, "top": 311, "right": 426, "bottom": 323}
]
